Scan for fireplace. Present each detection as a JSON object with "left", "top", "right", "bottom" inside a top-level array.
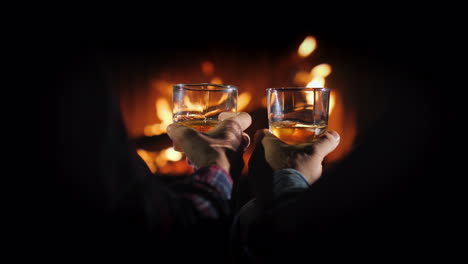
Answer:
[{"left": 111, "top": 35, "right": 357, "bottom": 176}]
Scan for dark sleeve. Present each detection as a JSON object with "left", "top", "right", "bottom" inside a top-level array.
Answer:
[
  {"left": 52, "top": 60, "right": 233, "bottom": 256},
  {"left": 245, "top": 108, "right": 436, "bottom": 262}
]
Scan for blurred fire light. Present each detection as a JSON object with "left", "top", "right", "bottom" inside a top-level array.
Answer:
[
  {"left": 310, "top": 63, "right": 332, "bottom": 78},
  {"left": 201, "top": 61, "right": 214, "bottom": 76},
  {"left": 210, "top": 77, "right": 223, "bottom": 84},
  {"left": 137, "top": 147, "right": 184, "bottom": 174},
  {"left": 144, "top": 98, "right": 173, "bottom": 136},
  {"left": 136, "top": 35, "right": 353, "bottom": 176},
  {"left": 305, "top": 63, "right": 335, "bottom": 115},
  {"left": 237, "top": 92, "right": 252, "bottom": 112},
  {"left": 298, "top": 36, "right": 317, "bottom": 58},
  {"left": 163, "top": 147, "right": 183, "bottom": 162}
]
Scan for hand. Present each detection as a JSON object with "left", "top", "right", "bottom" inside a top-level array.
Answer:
[
  {"left": 259, "top": 129, "right": 340, "bottom": 184},
  {"left": 166, "top": 112, "right": 251, "bottom": 174},
  {"left": 247, "top": 129, "right": 340, "bottom": 207}
]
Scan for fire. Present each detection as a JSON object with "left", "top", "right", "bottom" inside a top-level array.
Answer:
[
  {"left": 163, "top": 147, "right": 183, "bottom": 161},
  {"left": 307, "top": 64, "right": 332, "bottom": 88},
  {"left": 294, "top": 70, "right": 312, "bottom": 85},
  {"left": 144, "top": 98, "right": 173, "bottom": 136},
  {"left": 305, "top": 63, "right": 335, "bottom": 114},
  {"left": 144, "top": 123, "right": 165, "bottom": 137},
  {"left": 298, "top": 36, "right": 317, "bottom": 58},
  {"left": 237, "top": 92, "right": 252, "bottom": 112},
  {"left": 183, "top": 96, "right": 205, "bottom": 112},
  {"left": 136, "top": 147, "right": 185, "bottom": 174},
  {"left": 310, "top": 63, "right": 332, "bottom": 78},
  {"left": 306, "top": 76, "right": 325, "bottom": 88},
  {"left": 329, "top": 90, "right": 336, "bottom": 115},
  {"left": 210, "top": 77, "right": 223, "bottom": 84},
  {"left": 132, "top": 34, "right": 355, "bottom": 177}
]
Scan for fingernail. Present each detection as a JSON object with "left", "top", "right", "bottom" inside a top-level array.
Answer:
[{"left": 327, "top": 130, "right": 340, "bottom": 141}]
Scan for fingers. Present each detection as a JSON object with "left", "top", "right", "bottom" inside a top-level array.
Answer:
[
  {"left": 207, "top": 112, "right": 252, "bottom": 145},
  {"left": 166, "top": 123, "right": 200, "bottom": 147},
  {"left": 261, "top": 129, "right": 289, "bottom": 150},
  {"left": 311, "top": 130, "right": 340, "bottom": 158},
  {"left": 218, "top": 112, "right": 252, "bottom": 131},
  {"left": 260, "top": 129, "right": 293, "bottom": 170}
]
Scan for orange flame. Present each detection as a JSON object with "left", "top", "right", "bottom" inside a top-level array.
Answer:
[
  {"left": 143, "top": 98, "right": 174, "bottom": 136},
  {"left": 298, "top": 36, "right": 317, "bottom": 58},
  {"left": 305, "top": 63, "right": 335, "bottom": 114},
  {"left": 183, "top": 96, "right": 205, "bottom": 112}
]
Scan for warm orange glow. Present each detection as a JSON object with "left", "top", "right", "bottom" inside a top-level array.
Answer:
[
  {"left": 155, "top": 153, "right": 168, "bottom": 167},
  {"left": 261, "top": 96, "right": 268, "bottom": 107},
  {"left": 144, "top": 123, "right": 162, "bottom": 136},
  {"left": 137, "top": 146, "right": 191, "bottom": 175},
  {"left": 293, "top": 70, "right": 312, "bottom": 86},
  {"left": 128, "top": 35, "right": 355, "bottom": 177},
  {"left": 163, "top": 147, "right": 183, "bottom": 161},
  {"left": 201, "top": 61, "right": 214, "bottom": 76},
  {"left": 183, "top": 96, "right": 205, "bottom": 112},
  {"left": 298, "top": 36, "right": 317, "bottom": 58},
  {"left": 156, "top": 98, "right": 172, "bottom": 123},
  {"left": 137, "top": 149, "right": 157, "bottom": 173},
  {"left": 210, "top": 77, "right": 223, "bottom": 84},
  {"left": 329, "top": 90, "right": 336, "bottom": 115},
  {"left": 311, "top": 64, "right": 332, "bottom": 78},
  {"left": 306, "top": 76, "right": 325, "bottom": 88},
  {"left": 237, "top": 92, "right": 252, "bottom": 111}
]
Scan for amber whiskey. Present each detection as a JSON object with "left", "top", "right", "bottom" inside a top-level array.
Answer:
[
  {"left": 270, "top": 121, "right": 327, "bottom": 145},
  {"left": 176, "top": 119, "right": 220, "bottom": 133}
]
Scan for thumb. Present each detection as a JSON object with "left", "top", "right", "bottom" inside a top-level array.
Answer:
[
  {"left": 166, "top": 123, "right": 200, "bottom": 147},
  {"left": 311, "top": 130, "right": 340, "bottom": 159}
]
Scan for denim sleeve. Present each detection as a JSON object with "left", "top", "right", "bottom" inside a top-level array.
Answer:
[{"left": 273, "top": 168, "right": 310, "bottom": 199}]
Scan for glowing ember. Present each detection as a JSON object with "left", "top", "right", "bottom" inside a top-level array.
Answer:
[{"left": 298, "top": 36, "right": 317, "bottom": 58}]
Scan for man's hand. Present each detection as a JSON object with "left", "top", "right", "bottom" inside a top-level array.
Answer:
[
  {"left": 260, "top": 129, "right": 340, "bottom": 184},
  {"left": 166, "top": 112, "right": 251, "bottom": 173},
  {"left": 247, "top": 129, "right": 340, "bottom": 208}
]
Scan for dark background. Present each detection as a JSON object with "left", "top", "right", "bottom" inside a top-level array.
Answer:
[{"left": 38, "top": 10, "right": 452, "bottom": 260}]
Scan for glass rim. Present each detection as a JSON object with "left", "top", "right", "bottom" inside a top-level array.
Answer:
[
  {"left": 266, "top": 87, "right": 329, "bottom": 91},
  {"left": 174, "top": 83, "right": 238, "bottom": 91}
]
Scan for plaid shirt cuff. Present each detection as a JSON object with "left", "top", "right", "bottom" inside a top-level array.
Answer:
[{"left": 184, "top": 165, "right": 233, "bottom": 219}]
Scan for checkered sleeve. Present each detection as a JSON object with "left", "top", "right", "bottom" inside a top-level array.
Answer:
[{"left": 182, "top": 165, "right": 233, "bottom": 219}]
